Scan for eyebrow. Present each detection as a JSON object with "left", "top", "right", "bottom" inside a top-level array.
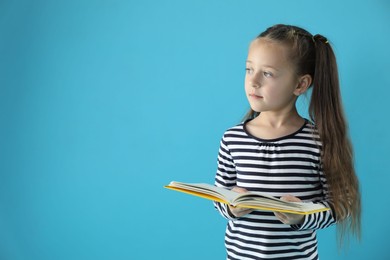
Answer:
[{"left": 246, "top": 60, "right": 280, "bottom": 71}]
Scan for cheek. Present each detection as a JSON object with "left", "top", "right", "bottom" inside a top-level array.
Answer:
[{"left": 244, "top": 79, "right": 251, "bottom": 93}]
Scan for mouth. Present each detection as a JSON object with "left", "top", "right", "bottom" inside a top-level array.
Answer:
[{"left": 249, "top": 93, "right": 263, "bottom": 99}]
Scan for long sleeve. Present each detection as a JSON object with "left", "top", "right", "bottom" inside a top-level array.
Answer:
[
  {"left": 292, "top": 165, "right": 337, "bottom": 231},
  {"left": 213, "top": 134, "right": 237, "bottom": 220}
]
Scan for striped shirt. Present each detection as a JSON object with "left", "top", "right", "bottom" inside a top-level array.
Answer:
[{"left": 214, "top": 120, "right": 336, "bottom": 260}]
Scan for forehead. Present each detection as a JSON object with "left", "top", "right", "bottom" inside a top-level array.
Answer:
[{"left": 247, "top": 38, "right": 292, "bottom": 68}]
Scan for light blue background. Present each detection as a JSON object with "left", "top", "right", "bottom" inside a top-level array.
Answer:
[{"left": 1, "top": 0, "right": 389, "bottom": 259}]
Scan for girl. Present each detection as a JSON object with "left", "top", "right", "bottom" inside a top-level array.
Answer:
[{"left": 214, "top": 24, "right": 361, "bottom": 260}]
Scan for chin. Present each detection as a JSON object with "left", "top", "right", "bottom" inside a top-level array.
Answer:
[{"left": 249, "top": 105, "right": 263, "bottom": 113}]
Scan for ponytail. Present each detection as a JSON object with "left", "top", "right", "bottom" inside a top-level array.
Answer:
[{"left": 310, "top": 34, "right": 361, "bottom": 245}]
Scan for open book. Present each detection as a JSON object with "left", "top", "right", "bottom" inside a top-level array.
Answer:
[{"left": 165, "top": 181, "right": 330, "bottom": 215}]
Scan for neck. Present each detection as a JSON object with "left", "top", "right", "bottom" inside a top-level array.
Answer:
[{"left": 254, "top": 107, "right": 302, "bottom": 128}]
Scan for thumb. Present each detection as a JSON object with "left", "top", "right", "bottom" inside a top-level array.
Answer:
[
  {"left": 231, "top": 187, "right": 248, "bottom": 193},
  {"left": 280, "top": 195, "right": 302, "bottom": 202}
]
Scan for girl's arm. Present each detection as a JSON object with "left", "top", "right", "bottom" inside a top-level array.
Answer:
[
  {"left": 213, "top": 135, "right": 241, "bottom": 220},
  {"left": 290, "top": 167, "right": 337, "bottom": 231}
]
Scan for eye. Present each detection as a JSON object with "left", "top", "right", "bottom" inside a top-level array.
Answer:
[
  {"left": 263, "top": 71, "right": 273, "bottom": 78},
  {"left": 245, "top": 67, "right": 254, "bottom": 75}
]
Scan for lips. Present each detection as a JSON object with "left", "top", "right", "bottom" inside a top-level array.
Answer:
[{"left": 249, "top": 93, "right": 263, "bottom": 99}]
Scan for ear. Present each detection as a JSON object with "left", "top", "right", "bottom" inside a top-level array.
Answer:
[{"left": 294, "top": 74, "right": 312, "bottom": 96}]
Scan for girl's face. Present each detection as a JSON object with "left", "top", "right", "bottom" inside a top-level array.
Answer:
[{"left": 245, "top": 38, "right": 301, "bottom": 114}]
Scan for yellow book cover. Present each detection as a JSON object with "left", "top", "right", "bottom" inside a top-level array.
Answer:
[{"left": 165, "top": 181, "right": 330, "bottom": 215}]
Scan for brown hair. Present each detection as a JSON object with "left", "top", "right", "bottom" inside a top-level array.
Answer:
[{"left": 243, "top": 24, "right": 361, "bottom": 246}]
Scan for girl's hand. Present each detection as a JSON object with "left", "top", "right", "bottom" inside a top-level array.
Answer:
[
  {"left": 274, "top": 195, "right": 305, "bottom": 225},
  {"left": 228, "top": 187, "right": 253, "bottom": 217}
]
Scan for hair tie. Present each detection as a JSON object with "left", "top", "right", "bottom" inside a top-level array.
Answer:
[
  {"left": 313, "top": 34, "right": 329, "bottom": 44},
  {"left": 291, "top": 29, "right": 329, "bottom": 44}
]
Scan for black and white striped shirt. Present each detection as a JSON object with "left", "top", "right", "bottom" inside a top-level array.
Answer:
[{"left": 214, "top": 120, "right": 336, "bottom": 260}]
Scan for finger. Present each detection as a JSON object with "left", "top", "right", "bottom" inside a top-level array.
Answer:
[
  {"left": 232, "top": 187, "right": 249, "bottom": 193},
  {"left": 234, "top": 207, "right": 251, "bottom": 214},
  {"left": 275, "top": 212, "right": 287, "bottom": 219},
  {"left": 280, "top": 195, "right": 302, "bottom": 202},
  {"left": 238, "top": 208, "right": 253, "bottom": 216},
  {"left": 231, "top": 206, "right": 253, "bottom": 217},
  {"left": 241, "top": 207, "right": 253, "bottom": 213},
  {"left": 274, "top": 212, "right": 288, "bottom": 224}
]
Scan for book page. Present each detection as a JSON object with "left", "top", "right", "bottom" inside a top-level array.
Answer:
[{"left": 168, "top": 182, "right": 240, "bottom": 204}]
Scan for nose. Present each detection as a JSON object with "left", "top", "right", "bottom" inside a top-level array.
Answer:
[
  {"left": 249, "top": 77, "right": 262, "bottom": 89},
  {"left": 251, "top": 82, "right": 261, "bottom": 89},
  {"left": 249, "top": 72, "right": 262, "bottom": 88}
]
